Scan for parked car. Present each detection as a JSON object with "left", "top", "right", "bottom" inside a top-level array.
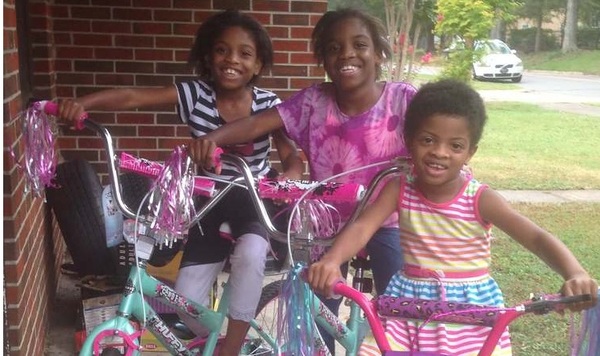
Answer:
[{"left": 472, "top": 39, "right": 523, "bottom": 83}]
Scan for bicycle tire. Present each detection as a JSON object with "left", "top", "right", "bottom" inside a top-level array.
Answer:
[
  {"left": 240, "top": 279, "right": 283, "bottom": 355},
  {"left": 46, "top": 159, "right": 118, "bottom": 276},
  {"left": 118, "top": 173, "right": 182, "bottom": 268}
]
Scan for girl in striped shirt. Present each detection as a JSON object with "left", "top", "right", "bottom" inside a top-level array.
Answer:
[
  {"left": 308, "top": 79, "right": 597, "bottom": 355},
  {"left": 57, "top": 10, "right": 303, "bottom": 355}
]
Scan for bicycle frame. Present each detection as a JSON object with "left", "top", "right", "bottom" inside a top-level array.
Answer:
[
  {"left": 36, "top": 104, "right": 407, "bottom": 356},
  {"left": 80, "top": 256, "right": 281, "bottom": 356},
  {"left": 329, "top": 282, "right": 593, "bottom": 356}
]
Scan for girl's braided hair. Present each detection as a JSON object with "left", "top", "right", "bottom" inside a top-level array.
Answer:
[{"left": 188, "top": 9, "right": 273, "bottom": 85}]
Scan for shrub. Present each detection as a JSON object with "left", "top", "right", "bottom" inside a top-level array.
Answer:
[
  {"left": 508, "top": 28, "right": 559, "bottom": 53},
  {"left": 577, "top": 28, "right": 600, "bottom": 49}
]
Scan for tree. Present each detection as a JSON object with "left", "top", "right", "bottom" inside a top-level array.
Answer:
[
  {"left": 436, "top": 0, "right": 495, "bottom": 81},
  {"left": 563, "top": 0, "right": 579, "bottom": 51},
  {"left": 517, "top": 0, "right": 564, "bottom": 52}
]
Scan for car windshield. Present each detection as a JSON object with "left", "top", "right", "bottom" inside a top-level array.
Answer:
[{"left": 479, "top": 40, "right": 512, "bottom": 55}]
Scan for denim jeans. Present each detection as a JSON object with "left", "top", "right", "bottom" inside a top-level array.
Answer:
[{"left": 319, "top": 227, "right": 403, "bottom": 353}]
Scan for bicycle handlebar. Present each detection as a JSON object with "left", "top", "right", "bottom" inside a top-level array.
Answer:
[{"left": 40, "top": 101, "right": 406, "bottom": 247}]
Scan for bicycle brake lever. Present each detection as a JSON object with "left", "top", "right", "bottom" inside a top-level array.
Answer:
[{"left": 525, "top": 294, "right": 592, "bottom": 314}]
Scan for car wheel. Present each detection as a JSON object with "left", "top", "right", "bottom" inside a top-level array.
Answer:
[
  {"left": 511, "top": 75, "right": 522, "bottom": 83},
  {"left": 472, "top": 67, "right": 480, "bottom": 81}
]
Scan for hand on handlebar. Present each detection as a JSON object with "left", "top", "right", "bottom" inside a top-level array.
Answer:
[
  {"left": 56, "top": 99, "right": 88, "bottom": 130},
  {"left": 559, "top": 273, "right": 599, "bottom": 312},
  {"left": 188, "top": 138, "right": 221, "bottom": 175},
  {"left": 307, "top": 256, "right": 344, "bottom": 298}
]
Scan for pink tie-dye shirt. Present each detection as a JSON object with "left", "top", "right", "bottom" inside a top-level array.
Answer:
[{"left": 277, "top": 81, "right": 417, "bottom": 227}]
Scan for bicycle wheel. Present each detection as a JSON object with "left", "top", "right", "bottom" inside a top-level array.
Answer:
[{"left": 242, "top": 279, "right": 283, "bottom": 355}]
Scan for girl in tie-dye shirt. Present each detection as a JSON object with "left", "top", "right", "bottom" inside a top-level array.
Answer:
[{"left": 188, "top": 8, "right": 417, "bottom": 353}]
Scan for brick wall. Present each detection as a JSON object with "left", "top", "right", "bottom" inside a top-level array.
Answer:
[
  {"left": 51, "top": 0, "right": 326, "bottom": 180},
  {"left": 3, "top": 1, "right": 327, "bottom": 354}
]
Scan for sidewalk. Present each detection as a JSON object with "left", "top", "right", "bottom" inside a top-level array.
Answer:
[
  {"left": 44, "top": 190, "right": 600, "bottom": 355},
  {"left": 498, "top": 189, "right": 600, "bottom": 203}
]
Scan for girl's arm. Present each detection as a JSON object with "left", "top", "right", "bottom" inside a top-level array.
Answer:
[
  {"left": 271, "top": 129, "right": 304, "bottom": 180},
  {"left": 188, "top": 108, "right": 284, "bottom": 172},
  {"left": 307, "top": 177, "right": 401, "bottom": 297},
  {"left": 58, "top": 86, "right": 179, "bottom": 125},
  {"left": 479, "top": 188, "right": 598, "bottom": 310}
]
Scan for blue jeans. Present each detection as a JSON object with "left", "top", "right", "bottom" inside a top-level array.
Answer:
[{"left": 319, "top": 227, "right": 403, "bottom": 353}]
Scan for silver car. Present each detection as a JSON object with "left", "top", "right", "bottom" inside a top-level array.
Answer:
[{"left": 472, "top": 39, "right": 523, "bottom": 83}]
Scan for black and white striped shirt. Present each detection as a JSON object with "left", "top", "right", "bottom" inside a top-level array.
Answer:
[{"left": 176, "top": 80, "right": 281, "bottom": 179}]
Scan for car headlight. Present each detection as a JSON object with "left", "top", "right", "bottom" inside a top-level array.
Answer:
[{"left": 515, "top": 60, "right": 523, "bottom": 67}]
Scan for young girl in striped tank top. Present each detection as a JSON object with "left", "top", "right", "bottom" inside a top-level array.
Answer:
[{"left": 308, "top": 79, "right": 598, "bottom": 355}]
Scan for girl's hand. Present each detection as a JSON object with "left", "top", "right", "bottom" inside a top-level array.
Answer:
[
  {"left": 188, "top": 138, "right": 220, "bottom": 175},
  {"left": 307, "top": 256, "right": 343, "bottom": 298},
  {"left": 560, "top": 273, "right": 598, "bottom": 312},
  {"left": 58, "top": 99, "right": 87, "bottom": 128}
]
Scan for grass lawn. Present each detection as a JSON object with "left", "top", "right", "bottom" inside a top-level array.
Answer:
[
  {"left": 491, "top": 203, "right": 600, "bottom": 356},
  {"left": 470, "top": 102, "right": 600, "bottom": 190},
  {"left": 521, "top": 50, "right": 600, "bottom": 75}
]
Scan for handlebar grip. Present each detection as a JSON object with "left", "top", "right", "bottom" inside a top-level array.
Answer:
[
  {"left": 37, "top": 100, "right": 87, "bottom": 130},
  {"left": 212, "top": 147, "right": 223, "bottom": 172}
]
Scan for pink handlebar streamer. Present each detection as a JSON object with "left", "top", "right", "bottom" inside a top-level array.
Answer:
[
  {"left": 13, "top": 101, "right": 60, "bottom": 197},
  {"left": 146, "top": 146, "right": 196, "bottom": 246},
  {"left": 119, "top": 152, "right": 215, "bottom": 197}
]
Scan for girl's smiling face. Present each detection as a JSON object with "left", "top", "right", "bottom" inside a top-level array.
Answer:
[
  {"left": 322, "top": 17, "right": 382, "bottom": 92},
  {"left": 409, "top": 114, "right": 477, "bottom": 195},
  {"left": 210, "top": 26, "right": 262, "bottom": 91}
]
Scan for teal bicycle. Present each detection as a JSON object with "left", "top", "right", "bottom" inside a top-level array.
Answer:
[{"left": 37, "top": 102, "right": 399, "bottom": 356}]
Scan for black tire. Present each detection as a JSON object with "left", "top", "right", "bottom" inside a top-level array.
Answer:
[
  {"left": 511, "top": 75, "right": 522, "bottom": 83},
  {"left": 46, "top": 160, "right": 118, "bottom": 276},
  {"left": 116, "top": 173, "right": 183, "bottom": 268}
]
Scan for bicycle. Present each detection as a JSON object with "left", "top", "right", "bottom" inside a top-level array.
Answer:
[
  {"left": 32, "top": 101, "right": 374, "bottom": 356},
  {"left": 28, "top": 102, "right": 596, "bottom": 356}
]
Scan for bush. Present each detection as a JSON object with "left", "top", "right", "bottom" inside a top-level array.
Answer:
[
  {"left": 508, "top": 28, "right": 559, "bottom": 53},
  {"left": 577, "top": 28, "right": 600, "bottom": 49}
]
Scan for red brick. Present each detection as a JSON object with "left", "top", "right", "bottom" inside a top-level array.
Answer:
[
  {"left": 291, "top": 1, "right": 327, "bottom": 13},
  {"left": 136, "top": 74, "right": 175, "bottom": 86},
  {"left": 96, "top": 73, "right": 135, "bottom": 86},
  {"left": 273, "top": 13, "right": 309, "bottom": 26},
  {"left": 113, "top": 7, "right": 152, "bottom": 21},
  {"left": 57, "top": 46, "right": 95, "bottom": 59},
  {"left": 116, "top": 61, "right": 155, "bottom": 73},
  {"left": 95, "top": 48, "right": 134, "bottom": 60},
  {"left": 254, "top": 0, "right": 291, "bottom": 12},
  {"left": 154, "top": 9, "right": 193, "bottom": 22},
  {"left": 271, "top": 65, "right": 308, "bottom": 77},
  {"left": 156, "top": 36, "right": 193, "bottom": 50},
  {"left": 57, "top": 72, "right": 94, "bottom": 85},
  {"left": 266, "top": 26, "right": 289, "bottom": 39},
  {"left": 73, "top": 33, "right": 112, "bottom": 46},
  {"left": 274, "top": 39, "right": 309, "bottom": 52},
  {"left": 92, "top": 21, "right": 132, "bottom": 34},
  {"left": 118, "top": 137, "right": 158, "bottom": 149},
  {"left": 214, "top": 0, "right": 250, "bottom": 11},
  {"left": 72, "top": 6, "right": 111, "bottom": 19},
  {"left": 54, "top": 19, "right": 92, "bottom": 32},
  {"left": 135, "top": 49, "right": 174, "bottom": 61},
  {"left": 291, "top": 52, "right": 317, "bottom": 64},
  {"left": 173, "top": 22, "right": 199, "bottom": 37},
  {"left": 291, "top": 26, "right": 313, "bottom": 39},
  {"left": 138, "top": 125, "right": 176, "bottom": 137},
  {"left": 115, "top": 35, "right": 154, "bottom": 48},
  {"left": 133, "top": 22, "right": 172, "bottom": 36}
]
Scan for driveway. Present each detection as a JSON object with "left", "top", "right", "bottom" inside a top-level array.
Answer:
[{"left": 418, "top": 67, "right": 600, "bottom": 117}]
